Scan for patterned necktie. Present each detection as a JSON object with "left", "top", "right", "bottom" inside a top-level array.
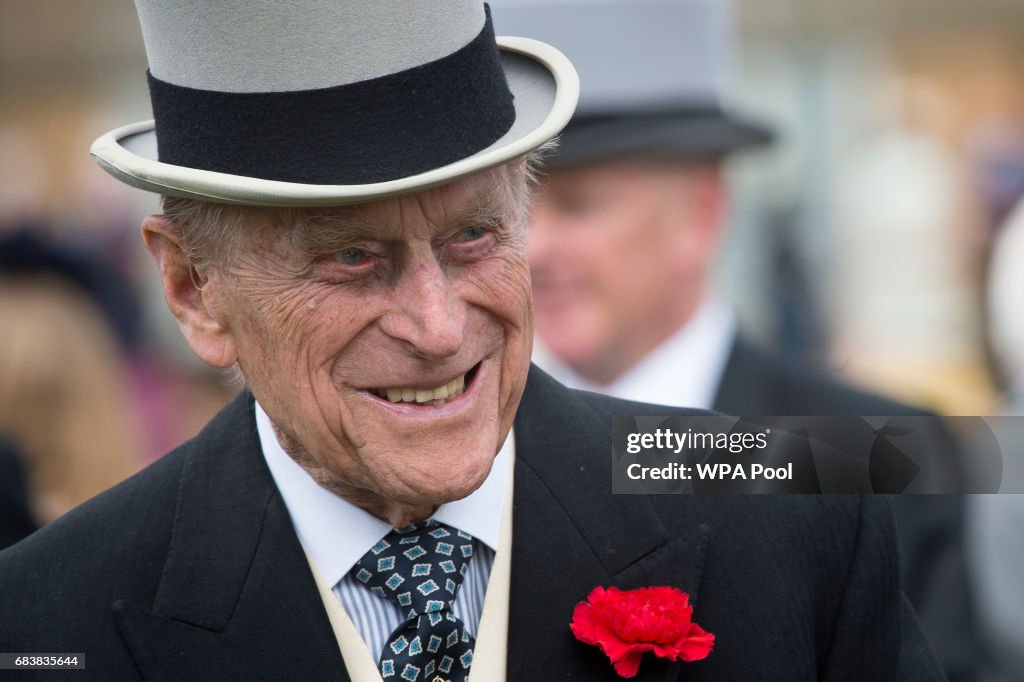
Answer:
[{"left": 351, "top": 520, "right": 476, "bottom": 682}]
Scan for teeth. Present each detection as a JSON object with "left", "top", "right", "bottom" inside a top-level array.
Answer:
[{"left": 374, "top": 374, "right": 469, "bottom": 405}]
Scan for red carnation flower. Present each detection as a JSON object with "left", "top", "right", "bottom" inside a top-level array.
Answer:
[{"left": 570, "top": 585, "right": 715, "bottom": 678}]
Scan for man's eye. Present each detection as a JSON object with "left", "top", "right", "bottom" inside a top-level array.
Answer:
[
  {"left": 456, "top": 226, "right": 487, "bottom": 242},
  {"left": 334, "top": 248, "right": 370, "bottom": 265}
]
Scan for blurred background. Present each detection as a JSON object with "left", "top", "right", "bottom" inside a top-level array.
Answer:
[
  {"left": 729, "top": 0, "right": 1024, "bottom": 416},
  {"left": 0, "top": 0, "right": 241, "bottom": 460},
  {"left": 2, "top": 0, "right": 1023, "bottom": 679},
  {"left": 0, "top": 0, "right": 241, "bottom": 503}
]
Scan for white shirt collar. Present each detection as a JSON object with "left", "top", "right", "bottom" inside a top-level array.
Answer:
[
  {"left": 534, "top": 296, "right": 736, "bottom": 409},
  {"left": 255, "top": 401, "right": 510, "bottom": 589}
]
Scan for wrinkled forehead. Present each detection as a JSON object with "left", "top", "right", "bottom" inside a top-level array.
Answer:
[
  {"left": 249, "top": 164, "right": 520, "bottom": 246},
  {"left": 342, "top": 167, "right": 511, "bottom": 235}
]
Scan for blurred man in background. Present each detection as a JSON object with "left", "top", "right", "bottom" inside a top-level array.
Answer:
[
  {"left": 492, "top": 1, "right": 977, "bottom": 679},
  {"left": 494, "top": 0, "right": 914, "bottom": 416}
]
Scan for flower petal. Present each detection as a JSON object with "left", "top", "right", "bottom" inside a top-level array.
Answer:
[
  {"left": 570, "top": 602, "right": 598, "bottom": 645},
  {"left": 612, "top": 651, "right": 644, "bottom": 678},
  {"left": 677, "top": 623, "right": 716, "bottom": 662},
  {"left": 597, "top": 633, "right": 634, "bottom": 662}
]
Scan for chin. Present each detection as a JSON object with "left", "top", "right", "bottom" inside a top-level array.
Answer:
[
  {"left": 542, "top": 338, "right": 598, "bottom": 370},
  {"left": 394, "top": 472, "right": 489, "bottom": 508},
  {"left": 376, "top": 435, "right": 499, "bottom": 503}
]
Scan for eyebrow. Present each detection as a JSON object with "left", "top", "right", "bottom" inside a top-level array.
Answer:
[
  {"left": 284, "top": 187, "right": 512, "bottom": 256},
  {"left": 285, "top": 208, "right": 378, "bottom": 255}
]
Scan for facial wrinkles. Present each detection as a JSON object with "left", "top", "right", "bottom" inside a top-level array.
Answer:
[
  {"left": 287, "top": 207, "right": 376, "bottom": 259},
  {"left": 348, "top": 216, "right": 494, "bottom": 400},
  {"left": 219, "top": 227, "right": 364, "bottom": 466},
  {"left": 499, "top": 276, "right": 533, "bottom": 428},
  {"left": 389, "top": 185, "right": 529, "bottom": 442},
  {"left": 208, "top": 164, "right": 534, "bottom": 519},
  {"left": 231, "top": 260, "right": 320, "bottom": 353},
  {"left": 373, "top": 185, "right": 526, "bottom": 342},
  {"left": 274, "top": 409, "right": 393, "bottom": 510},
  {"left": 264, "top": 311, "right": 373, "bottom": 493}
]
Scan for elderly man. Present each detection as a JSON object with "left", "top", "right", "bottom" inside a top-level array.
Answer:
[{"left": 0, "top": 2, "right": 941, "bottom": 680}]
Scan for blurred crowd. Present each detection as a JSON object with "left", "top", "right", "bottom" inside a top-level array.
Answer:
[{"left": 2, "top": 0, "right": 1024, "bottom": 680}]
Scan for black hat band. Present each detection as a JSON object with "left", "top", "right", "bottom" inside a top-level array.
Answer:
[{"left": 147, "top": 10, "right": 515, "bottom": 186}]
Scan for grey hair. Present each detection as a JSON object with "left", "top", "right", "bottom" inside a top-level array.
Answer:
[
  {"left": 157, "top": 199, "right": 264, "bottom": 273},
  {"left": 159, "top": 147, "right": 553, "bottom": 271}
]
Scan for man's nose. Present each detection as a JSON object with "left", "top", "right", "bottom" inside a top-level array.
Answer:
[{"left": 382, "top": 253, "right": 465, "bottom": 360}]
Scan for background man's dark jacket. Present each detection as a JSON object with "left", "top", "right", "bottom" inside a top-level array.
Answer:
[
  {"left": 715, "top": 338, "right": 940, "bottom": 417},
  {"left": 0, "top": 366, "right": 943, "bottom": 680},
  {"left": 714, "top": 338, "right": 973, "bottom": 682}
]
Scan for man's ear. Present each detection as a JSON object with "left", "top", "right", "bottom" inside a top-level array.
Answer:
[
  {"left": 664, "top": 164, "right": 729, "bottom": 273},
  {"left": 141, "top": 215, "right": 238, "bottom": 368},
  {"left": 682, "top": 163, "right": 728, "bottom": 244}
]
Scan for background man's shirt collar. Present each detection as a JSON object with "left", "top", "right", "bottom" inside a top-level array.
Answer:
[{"left": 534, "top": 295, "right": 736, "bottom": 409}]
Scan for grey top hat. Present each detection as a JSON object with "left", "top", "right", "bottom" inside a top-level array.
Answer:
[
  {"left": 90, "top": 1, "right": 579, "bottom": 206},
  {"left": 489, "top": 0, "right": 770, "bottom": 167}
]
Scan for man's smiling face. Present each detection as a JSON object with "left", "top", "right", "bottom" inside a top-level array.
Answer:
[{"left": 152, "top": 164, "right": 534, "bottom": 524}]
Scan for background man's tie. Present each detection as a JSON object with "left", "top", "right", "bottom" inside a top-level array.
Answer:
[{"left": 352, "top": 520, "right": 476, "bottom": 682}]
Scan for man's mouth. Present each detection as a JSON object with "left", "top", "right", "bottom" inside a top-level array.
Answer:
[{"left": 367, "top": 363, "right": 480, "bottom": 406}]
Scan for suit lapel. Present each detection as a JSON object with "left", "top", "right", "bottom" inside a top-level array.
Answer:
[
  {"left": 713, "top": 338, "right": 754, "bottom": 415},
  {"left": 508, "top": 367, "right": 711, "bottom": 680},
  {"left": 112, "top": 391, "right": 348, "bottom": 681}
]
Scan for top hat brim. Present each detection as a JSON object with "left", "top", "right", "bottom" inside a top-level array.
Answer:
[
  {"left": 546, "top": 108, "right": 774, "bottom": 169},
  {"left": 90, "top": 37, "right": 578, "bottom": 207}
]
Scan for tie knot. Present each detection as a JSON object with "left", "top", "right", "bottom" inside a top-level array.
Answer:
[{"left": 352, "top": 520, "right": 475, "bottom": 617}]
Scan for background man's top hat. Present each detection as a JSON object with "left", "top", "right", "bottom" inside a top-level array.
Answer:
[
  {"left": 91, "top": 0, "right": 579, "bottom": 206},
  {"left": 490, "top": 0, "right": 771, "bottom": 167}
]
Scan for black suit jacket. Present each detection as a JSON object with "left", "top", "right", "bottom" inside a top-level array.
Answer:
[
  {"left": 714, "top": 338, "right": 920, "bottom": 417},
  {"left": 714, "top": 338, "right": 973, "bottom": 682},
  {"left": 0, "top": 365, "right": 943, "bottom": 680}
]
